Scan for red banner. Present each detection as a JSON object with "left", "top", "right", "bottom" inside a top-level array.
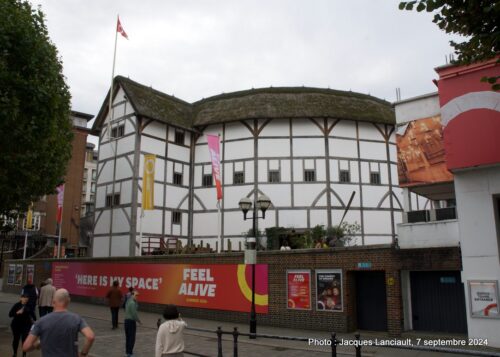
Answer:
[
  {"left": 206, "top": 135, "right": 222, "bottom": 200},
  {"left": 287, "top": 270, "right": 311, "bottom": 310},
  {"left": 52, "top": 262, "right": 268, "bottom": 313},
  {"left": 56, "top": 184, "right": 65, "bottom": 224}
]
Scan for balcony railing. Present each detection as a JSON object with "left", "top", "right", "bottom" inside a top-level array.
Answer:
[{"left": 405, "top": 207, "right": 457, "bottom": 224}]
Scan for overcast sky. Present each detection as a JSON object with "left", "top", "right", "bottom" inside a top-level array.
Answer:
[{"left": 30, "top": 0, "right": 461, "bottom": 137}]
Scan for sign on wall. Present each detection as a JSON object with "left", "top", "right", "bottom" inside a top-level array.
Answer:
[
  {"left": 7, "top": 264, "right": 15, "bottom": 285},
  {"left": 52, "top": 262, "right": 268, "bottom": 313},
  {"left": 27, "top": 265, "right": 35, "bottom": 284},
  {"left": 286, "top": 270, "right": 311, "bottom": 310},
  {"left": 15, "top": 264, "right": 23, "bottom": 285},
  {"left": 468, "top": 280, "right": 499, "bottom": 318},
  {"left": 316, "top": 269, "right": 343, "bottom": 312}
]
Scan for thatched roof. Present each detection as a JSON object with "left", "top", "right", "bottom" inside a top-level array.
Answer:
[
  {"left": 193, "top": 87, "right": 394, "bottom": 126},
  {"left": 93, "top": 77, "right": 394, "bottom": 132}
]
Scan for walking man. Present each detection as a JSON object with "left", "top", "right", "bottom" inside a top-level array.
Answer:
[
  {"left": 105, "top": 280, "right": 123, "bottom": 329},
  {"left": 38, "top": 278, "right": 56, "bottom": 317},
  {"left": 124, "top": 291, "right": 141, "bottom": 357},
  {"left": 23, "top": 288, "right": 95, "bottom": 357}
]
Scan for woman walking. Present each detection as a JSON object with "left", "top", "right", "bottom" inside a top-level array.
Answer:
[
  {"left": 9, "top": 294, "right": 33, "bottom": 357},
  {"left": 155, "top": 304, "right": 187, "bottom": 357}
]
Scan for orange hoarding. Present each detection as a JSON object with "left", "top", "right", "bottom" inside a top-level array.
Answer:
[
  {"left": 52, "top": 262, "right": 268, "bottom": 313},
  {"left": 396, "top": 115, "right": 453, "bottom": 186}
]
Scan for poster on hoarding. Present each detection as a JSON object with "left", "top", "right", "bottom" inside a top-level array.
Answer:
[
  {"left": 15, "top": 264, "right": 23, "bottom": 285},
  {"left": 27, "top": 265, "right": 35, "bottom": 284},
  {"left": 52, "top": 262, "right": 268, "bottom": 313},
  {"left": 287, "top": 270, "right": 311, "bottom": 310},
  {"left": 316, "top": 269, "right": 343, "bottom": 312},
  {"left": 7, "top": 264, "right": 16, "bottom": 285},
  {"left": 396, "top": 115, "right": 453, "bottom": 186},
  {"left": 468, "top": 280, "right": 499, "bottom": 318}
]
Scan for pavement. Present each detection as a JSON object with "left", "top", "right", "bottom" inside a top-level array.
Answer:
[{"left": 1, "top": 290, "right": 500, "bottom": 357}]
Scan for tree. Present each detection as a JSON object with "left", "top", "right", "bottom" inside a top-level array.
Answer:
[
  {"left": 0, "top": 0, "right": 73, "bottom": 225},
  {"left": 399, "top": 0, "right": 499, "bottom": 90}
]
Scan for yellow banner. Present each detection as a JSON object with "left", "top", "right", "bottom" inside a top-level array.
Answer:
[
  {"left": 142, "top": 154, "right": 156, "bottom": 210},
  {"left": 26, "top": 203, "right": 33, "bottom": 229}
]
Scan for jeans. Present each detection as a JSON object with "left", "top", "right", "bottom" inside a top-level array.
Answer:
[
  {"left": 110, "top": 307, "right": 119, "bottom": 328},
  {"left": 124, "top": 319, "right": 136, "bottom": 355}
]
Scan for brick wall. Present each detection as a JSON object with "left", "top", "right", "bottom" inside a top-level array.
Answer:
[{"left": 2, "top": 246, "right": 461, "bottom": 335}]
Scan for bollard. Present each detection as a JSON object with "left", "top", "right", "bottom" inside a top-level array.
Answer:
[
  {"left": 217, "top": 326, "right": 223, "bottom": 357},
  {"left": 233, "top": 327, "right": 239, "bottom": 357},
  {"left": 355, "top": 332, "right": 361, "bottom": 357},
  {"left": 331, "top": 332, "right": 337, "bottom": 357}
]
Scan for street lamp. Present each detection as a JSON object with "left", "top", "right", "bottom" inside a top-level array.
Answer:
[{"left": 238, "top": 194, "right": 271, "bottom": 339}]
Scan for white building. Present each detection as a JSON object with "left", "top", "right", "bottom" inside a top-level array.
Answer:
[
  {"left": 91, "top": 76, "right": 402, "bottom": 257},
  {"left": 81, "top": 143, "right": 98, "bottom": 216}
]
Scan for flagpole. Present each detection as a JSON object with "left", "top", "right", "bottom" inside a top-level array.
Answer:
[
  {"left": 217, "top": 200, "right": 221, "bottom": 252},
  {"left": 108, "top": 15, "right": 119, "bottom": 142},
  {"left": 139, "top": 208, "right": 144, "bottom": 256},
  {"left": 23, "top": 230, "right": 28, "bottom": 260}
]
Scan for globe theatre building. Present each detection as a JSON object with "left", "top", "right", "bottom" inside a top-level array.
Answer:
[{"left": 91, "top": 76, "right": 402, "bottom": 257}]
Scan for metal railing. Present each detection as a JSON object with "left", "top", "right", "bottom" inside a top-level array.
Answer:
[
  {"left": 406, "top": 207, "right": 457, "bottom": 224},
  {"left": 184, "top": 326, "right": 500, "bottom": 357}
]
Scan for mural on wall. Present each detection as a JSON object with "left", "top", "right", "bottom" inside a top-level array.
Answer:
[
  {"left": 52, "top": 262, "right": 268, "bottom": 313},
  {"left": 396, "top": 115, "right": 453, "bottom": 186},
  {"left": 316, "top": 269, "right": 343, "bottom": 312}
]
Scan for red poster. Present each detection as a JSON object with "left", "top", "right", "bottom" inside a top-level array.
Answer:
[
  {"left": 52, "top": 262, "right": 268, "bottom": 313},
  {"left": 287, "top": 270, "right": 311, "bottom": 310}
]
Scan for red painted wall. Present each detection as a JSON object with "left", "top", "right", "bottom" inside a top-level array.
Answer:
[{"left": 436, "top": 59, "right": 500, "bottom": 171}]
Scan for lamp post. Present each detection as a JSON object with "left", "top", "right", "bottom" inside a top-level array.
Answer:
[{"left": 238, "top": 194, "right": 271, "bottom": 339}]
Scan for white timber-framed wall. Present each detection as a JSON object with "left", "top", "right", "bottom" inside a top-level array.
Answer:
[{"left": 92, "top": 78, "right": 403, "bottom": 257}]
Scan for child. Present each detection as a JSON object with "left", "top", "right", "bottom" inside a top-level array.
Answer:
[
  {"left": 9, "top": 294, "right": 32, "bottom": 357},
  {"left": 155, "top": 305, "right": 187, "bottom": 357}
]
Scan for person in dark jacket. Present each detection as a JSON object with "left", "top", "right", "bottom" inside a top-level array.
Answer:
[
  {"left": 9, "top": 294, "right": 33, "bottom": 357},
  {"left": 21, "top": 280, "right": 38, "bottom": 321},
  {"left": 105, "top": 280, "right": 123, "bottom": 329}
]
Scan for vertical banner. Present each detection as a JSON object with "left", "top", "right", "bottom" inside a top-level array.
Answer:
[
  {"left": 56, "top": 184, "right": 65, "bottom": 224},
  {"left": 316, "top": 269, "right": 343, "bottom": 312},
  {"left": 142, "top": 154, "right": 156, "bottom": 210},
  {"left": 287, "top": 270, "right": 311, "bottom": 310},
  {"left": 26, "top": 203, "right": 33, "bottom": 229},
  {"left": 15, "top": 264, "right": 24, "bottom": 285},
  {"left": 8, "top": 264, "right": 15, "bottom": 285},
  {"left": 206, "top": 135, "right": 223, "bottom": 200},
  {"left": 26, "top": 265, "right": 35, "bottom": 284},
  {"left": 468, "top": 280, "right": 499, "bottom": 318}
]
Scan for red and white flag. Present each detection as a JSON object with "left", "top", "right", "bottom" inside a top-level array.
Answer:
[
  {"left": 206, "top": 135, "right": 223, "bottom": 201},
  {"left": 117, "top": 16, "right": 128, "bottom": 39}
]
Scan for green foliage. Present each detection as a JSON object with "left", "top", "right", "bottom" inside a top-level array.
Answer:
[
  {"left": 326, "top": 221, "right": 361, "bottom": 247},
  {"left": 399, "top": 0, "right": 500, "bottom": 89},
  {"left": 0, "top": 0, "right": 72, "bottom": 224}
]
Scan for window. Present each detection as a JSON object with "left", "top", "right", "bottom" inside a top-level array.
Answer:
[
  {"left": 370, "top": 172, "right": 381, "bottom": 185},
  {"left": 304, "top": 169, "right": 316, "bottom": 182},
  {"left": 234, "top": 171, "right": 244, "bottom": 184},
  {"left": 339, "top": 170, "right": 350, "bottom": 183},
  {"left": 172, "top": 211, "right": 181, "bottom": 225},
  {"left": 202, "top": 174, "right": 213, "bottom": 187},
  {"left": 105, "top": 193, "right": 120, "bottom": 207},
  {"left": 175, "top": 130, "right": 185, "bottom": 145},
  {"left": 111, "top": 124, "right": 125, "bottom": 139},
  {"left": 92, "top": 169, "right": 96, "bottom": 180},
  {"left": 268, "top": 170, "right": 280, "bottom": 183},
  {"left": 83, "top": 170, "right": 88, "bottom": 180},
  {"left": 173, "top": 172, "right": 183, "bottom": 186},
  {"left": 91, "top": 183, "right": 96, "bottom": 193},
  {"left": 105, "top": 194, "right": 113, "bottom": 207},
  {"left": 82, "top": 183, "right": 87, "bottom": 193}
]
